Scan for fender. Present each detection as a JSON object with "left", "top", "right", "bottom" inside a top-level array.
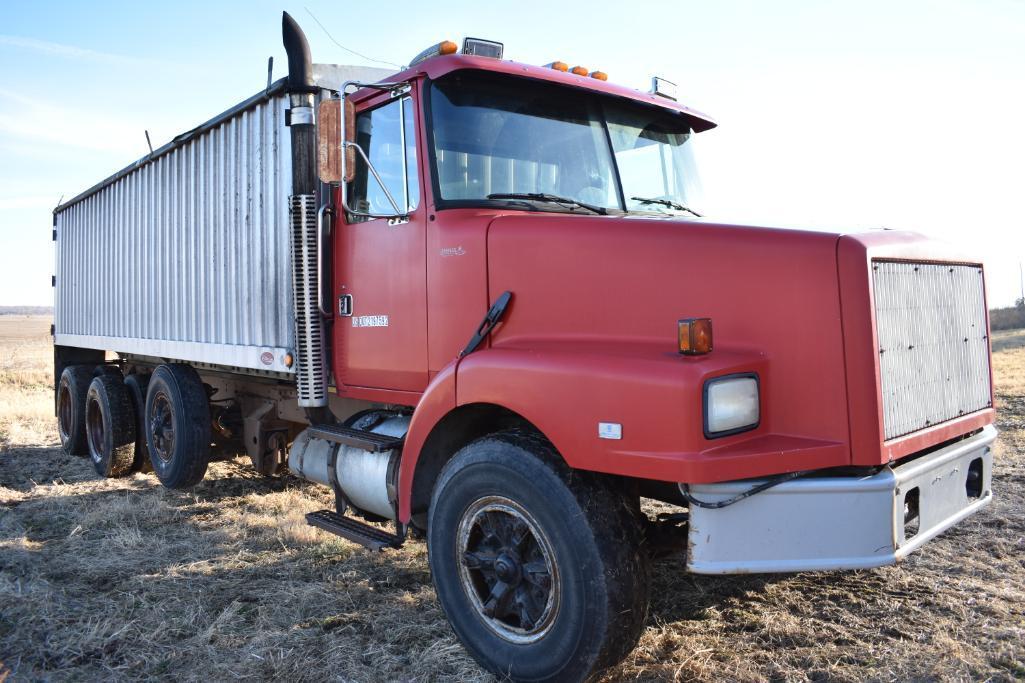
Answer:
[
  {"left": 398, "top": 339, "right": 848, "bottom": 521},
  {"left": 397, "top": 359, "right": 458, "bottom": 521}
]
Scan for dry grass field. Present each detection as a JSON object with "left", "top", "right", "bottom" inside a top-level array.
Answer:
[{"left": 2, "top": 316, "right": 1023, "bottom": 681}]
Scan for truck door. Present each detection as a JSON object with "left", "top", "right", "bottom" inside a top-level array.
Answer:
[{"left": 333, "top": 92, "right": 428, "bottom": 393}]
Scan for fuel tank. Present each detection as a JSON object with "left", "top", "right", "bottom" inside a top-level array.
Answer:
[{"left": 289, "top": 414, "right": 410, "bottom": 519}]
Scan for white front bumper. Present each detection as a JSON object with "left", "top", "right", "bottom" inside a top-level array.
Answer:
[{"left": 686, "top": 425, "right": 996, "bottom": 574}]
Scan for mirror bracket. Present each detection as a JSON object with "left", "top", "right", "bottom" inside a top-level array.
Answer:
[{"left": 337, "top": 80, "right": 413, "bottom": 221}]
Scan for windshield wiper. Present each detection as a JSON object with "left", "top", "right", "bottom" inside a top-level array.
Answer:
[
  {"left": 487, "top": 192, "right": 607, "bottom": 216},
  {"left": 630, "top": 196, "right": 702, "bottom": 217}
]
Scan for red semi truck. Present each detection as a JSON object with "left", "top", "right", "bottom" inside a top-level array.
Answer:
[{"left": 52, "top": 14, "right": 997, "bottom": 681}]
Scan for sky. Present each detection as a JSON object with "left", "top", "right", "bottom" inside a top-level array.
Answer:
[{"left": 1, "top": 0, "right": 1023, "bottom": 307}]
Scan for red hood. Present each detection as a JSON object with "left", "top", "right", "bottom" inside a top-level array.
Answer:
[{"left": 483, "top": 213, "right": 992, "bottom": 467}]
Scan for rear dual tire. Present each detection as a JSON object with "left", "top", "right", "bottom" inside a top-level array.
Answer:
[
  {"left": 58, "top": 363, "right": 209, "bottom": 488},
  {"left": 57, "top": 365, "right": 93, "bottom": 456},
  {"left": 144, "top": 364, "right": 210, "bottom": 490},
  {"left": 85, "top": 374, "right": 137, "bottom": 477},
  {"left": 124, "top": 373, "right": 153, "bottom": 473}
]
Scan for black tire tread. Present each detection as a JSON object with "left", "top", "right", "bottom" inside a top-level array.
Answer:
[
  {"left": 87, "top": 374, "right": 137, "bottom": 477},
  {"left": 145, "top": 364, "right": 210, "bottom": 489},
  {"left": 483, "top": 429, "right": 650, "bottom": 673},
  {"left": 430, "top": 428, "right": 650, "bottom": 682},
  {"left": 57, "top": 365, "right": 93, "bottom": 456},
  {"left": 123, "top": 373, "right": 152, "bottom": 473}
]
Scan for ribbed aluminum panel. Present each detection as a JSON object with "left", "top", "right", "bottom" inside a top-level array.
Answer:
[
  {"left": 873, "top": 260, "right": 992, "bottom": 440},
  {"left": 54, "top": 96, "right": 295, "bottom": 373}
]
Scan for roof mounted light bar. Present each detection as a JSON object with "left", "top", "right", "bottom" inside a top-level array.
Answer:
[
  {"left": 410, "top": 37, "right": 504, "bottom": 67},
  {"left": 651, "top": 76, "right": 678, "bottom": 101},
  {"left": 462, "top": 37, "right": 503, "bottom": 59}
]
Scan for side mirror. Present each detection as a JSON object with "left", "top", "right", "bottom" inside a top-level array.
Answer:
[
  {"left": 316, "top": 97, "right": 358, "bottom": 185},
  {"left": 316, "top": 98, "right": 341, "bottom": 183}
]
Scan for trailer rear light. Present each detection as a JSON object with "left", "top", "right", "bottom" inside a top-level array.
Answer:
[
  {"left": 678, "top": 317, "right": 713, "bottom": 355},
  {"left": 545, "top": 61, "right": 569, "bottom": 72},
  {"left": 461, "top": 37, "right": 503, "bottom": 60},
  {"left": 590, "top": 71, "right": 608, "bottom": 81},
  {"left": 410, "top": 40, "right": 458, "bottom": 67},
  {"left": 704, "top": 374, "right": 760, "bottom": 438},
  {"left": 570, "top": 65, "right": 589, "bottom": 76}
]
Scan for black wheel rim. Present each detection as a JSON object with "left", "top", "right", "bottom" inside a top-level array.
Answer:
[
  {"left": 148, "top": 392, "right": 175, "bottom": 464},
  {"left": 456, "top": 496, "right": 561, "bottom": 643},
  {"left": 57, "top": 383, "right": 73, "bottom": 442},
  {"left": 85, "top": 393, "right": 104, "bottom": 463}
]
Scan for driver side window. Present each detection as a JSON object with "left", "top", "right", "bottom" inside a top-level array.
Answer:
[{"left": 350, "top": 97, "right": 420, "bottom": 217}]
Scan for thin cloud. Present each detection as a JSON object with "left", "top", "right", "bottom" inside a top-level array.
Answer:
[
  {"left": 0, "top": 194, "right": 60, "bottom": 210},
  {"left": 0, "top": 88, "right": 161, "bottom": 155},
  {"left": 0, "top": 34, "right": 147, "bottom": 66}
]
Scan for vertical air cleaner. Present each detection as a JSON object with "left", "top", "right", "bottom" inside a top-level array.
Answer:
[{"left": 282, "top": 12, "right": 330, "bottom": 413}]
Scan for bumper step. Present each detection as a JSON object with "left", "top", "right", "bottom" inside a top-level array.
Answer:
[
  {"left": 306, "top": 509, "right": 404, "bottom": 551},
  {"left": 308, "top": 424, "right": 403, "bottom": 452}
]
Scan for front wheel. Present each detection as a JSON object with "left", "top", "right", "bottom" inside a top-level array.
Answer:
[{"left": 427, "top": 431, "right": 650, "bottom": 683}]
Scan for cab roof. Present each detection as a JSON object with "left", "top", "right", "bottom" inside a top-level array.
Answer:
[{"left": 362, "top": 54, "right": 718, "bottom": 133}]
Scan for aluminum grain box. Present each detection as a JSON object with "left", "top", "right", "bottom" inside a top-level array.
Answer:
[{"left": 53, "top": 64, "right": 390, "bottom": 375}]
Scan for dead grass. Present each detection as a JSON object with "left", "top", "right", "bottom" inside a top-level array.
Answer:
[{"left": 1, "top": 318, "right": 1023, "bottom": 681}]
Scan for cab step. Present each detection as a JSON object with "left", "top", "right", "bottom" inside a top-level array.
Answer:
[
  {"left": 308, "top": 424, "right": 404, "bottom": 452},
  {"left": 306, "top": 509, "right": 404, "bottom": 551}
]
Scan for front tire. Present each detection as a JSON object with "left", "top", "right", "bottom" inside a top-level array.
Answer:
[
  {"left": 144, "top": 364, "right": 211, "bottom": 489},
  {"left": 85, "top": 374, "right": 137, "bottom": 477},
  {"left": 427, "top": 431, "right": 650, "bottom": 683}
]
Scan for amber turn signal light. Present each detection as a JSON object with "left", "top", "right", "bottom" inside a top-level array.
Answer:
[{"left": 679, "top": 318, "right": 713, "bottom": 355}]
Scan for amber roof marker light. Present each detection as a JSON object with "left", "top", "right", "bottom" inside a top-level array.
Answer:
[
  {"left": 679, "top": 318, "right": 713, "bottom": 355},
  {"left": 545, "top": 61, "right": 569, "bottom": 72},
  {"left": 409, "top": 40, "right": 459, "bottom": 66}
]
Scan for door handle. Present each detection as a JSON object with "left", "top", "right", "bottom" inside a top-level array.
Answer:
[{"left": 317, "top": 203, "right": 333, "bottom": 317}]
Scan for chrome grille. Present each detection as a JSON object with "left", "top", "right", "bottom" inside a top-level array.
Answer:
[{"left": 872, "top": 260, "right": 992, "bottom": 440}]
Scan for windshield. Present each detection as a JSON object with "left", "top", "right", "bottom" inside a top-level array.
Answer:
[{"left": 429, "top": 72, "right": 702, "bottom": 214}]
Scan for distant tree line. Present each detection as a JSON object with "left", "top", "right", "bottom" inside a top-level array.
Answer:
[
  {"left": 0, "top": 306, "right": 53, "bottom": 316},
  {"left": 991, "top": 299, "right": 1025, "bottom": 331}
]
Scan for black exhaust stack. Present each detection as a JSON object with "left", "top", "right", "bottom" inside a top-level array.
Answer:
[
  {"left": 283, "top": 11, "right": 317, "bottom": 195},
  {"left": 283, "top": 12, "right": 332, "bottom": 423},
  {"left": 282, "top": 11, "right": 313, "bottom": 93}
]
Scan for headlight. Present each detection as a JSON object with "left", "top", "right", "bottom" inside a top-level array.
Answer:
[{"left": 704, "top": 374, "right": 760, "bottom": 437}]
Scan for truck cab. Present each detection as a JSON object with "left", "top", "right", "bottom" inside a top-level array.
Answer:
[{"left": 51, "top": 19, "right": 996, "bottom": 683}]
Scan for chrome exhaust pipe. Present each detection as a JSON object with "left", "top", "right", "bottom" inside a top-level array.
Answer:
[{"left": 283, "top": 12, "right": 330, "bottom": 416}]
